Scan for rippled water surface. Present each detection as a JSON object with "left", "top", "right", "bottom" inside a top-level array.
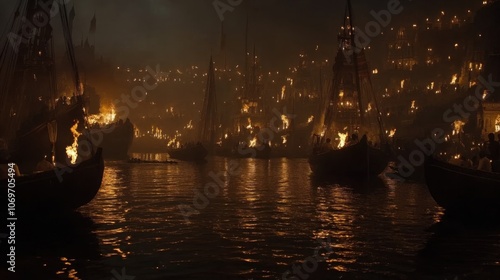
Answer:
[{"left": 8, "top": 156, "right": 500, "bottom": 279}]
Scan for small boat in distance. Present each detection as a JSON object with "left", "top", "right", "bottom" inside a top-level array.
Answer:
[
  {"left": 424, "top": 156, "right": 500, "bottom": 218},
  {"left": 168, "top": 143, "right": 208, "bottom": 162},
  {"left": 168, "top": 56, "right": 216, "bottom": 162},
  {"left": 309, "top": 135, "right": 388, "bottom": 178}
]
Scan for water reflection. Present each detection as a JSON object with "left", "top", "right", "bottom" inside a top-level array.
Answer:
[
  {"left": 417, "top": 220, "right": 500, "bottom": 278},
  {"left": 9, "top": 212, "right": 100, "bottom": 280},
  {"left": 14, "top": 157, "right": 493, "bottom": 279}
]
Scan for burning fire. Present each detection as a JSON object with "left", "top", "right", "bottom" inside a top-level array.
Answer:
[
  {"left": 246, "top": 118, "right": 253, "bottom": 130},
  {"left": 66, "top": 121, "right": 81, "bottom": 165},
  {"left": 87, "top": 106, "right": 116, "bottom": 126},
  {"left": 307, "top": 115, "right": 314, "bottom": 124},
  {"left": 452, "top": 120, "right": 465, "bottom": 135},
  {"left": 338, "top": 132, "right": 348, "bottom": 149},
  {"left": 496, "top": 115, "right": 500, "bottom": 132},
  {"left": 185, "top": 120, "right": 193, "bottom": 130},
  {"left": 388, "top": 129, "right": 397, "bottom": 138},
  {"left": 249, "top": 137, "right": 258, "bottom": 147},
  {"left": 281, "top": 115, "right": 289, "bottom": 130},
  {"left": 281, "top": 135, "right": 287, "bottom": 144},
  {"left": 450, "top": 74, "right": 458, "bottom": 85},
  {"left": 281, "top": 86, "right": 286, "bottom": 100}
]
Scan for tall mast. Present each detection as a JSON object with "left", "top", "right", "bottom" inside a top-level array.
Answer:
[
  {"left": 347, "top": 0, "right": 364, "bottom": 125},
  {"left": 244, "top": 15, "right": 249, "bottom": 99}
]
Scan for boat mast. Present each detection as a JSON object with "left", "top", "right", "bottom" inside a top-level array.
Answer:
[
  {"left": 347, "top": 0, "right": 365, "bottom": 125},
  {"left": 200, "top": 56, "right": 217, "bottom": 148}
]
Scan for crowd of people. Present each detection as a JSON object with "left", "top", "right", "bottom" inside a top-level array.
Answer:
[{"left": 449, "top": 133, "right": 500, "bottom": 172}]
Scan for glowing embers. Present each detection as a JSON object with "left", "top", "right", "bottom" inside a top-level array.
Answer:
[{"left": 66, "top": 121, "right": 82, "bottom": 165}]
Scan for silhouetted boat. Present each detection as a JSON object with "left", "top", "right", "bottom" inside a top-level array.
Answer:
[
  {"left": 424, "top": 156, "right": 500, "bottom": 216},
  {"left": 168, "top": 144, "right": 208, "bottom": 162},
  {"left": 309, "top": 135, "right": 389, "bottom": 178},
  {"left": 1, "top": 148, "right": 104, "bottom": 215},
  {"left": 309, "top": 0, "right": 389, "bottom": 179},
  {"left": 0, "top": 0, "right": 104, "bottom": 213},
  {"left": 91, "top": 118, "right": 135, "bottom": 160},
  {"left": 168, "top": 56, "right": 216, "bottom": 162}
]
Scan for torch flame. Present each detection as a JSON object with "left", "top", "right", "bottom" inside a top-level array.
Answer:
[
  {"left": 338, "top": 132, "right": 348, "bottom": 149},
  {"left": 452, "top": 120, "right": 465, "bottom": 135},
  {"left": 281, "top": 115, "right": 290, "bottom": 130},
  {"left": 388, "top": 129, "right": 397, "bottom": 138},
  {"left": 66, "top": 121, "right": 81, "bottom": 165}
]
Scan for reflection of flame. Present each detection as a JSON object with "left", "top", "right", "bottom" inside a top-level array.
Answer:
[
  {"left": 366, "top": 103, "right": 372, "bottom": 112},
  {"left": 338, "top": 132, "right": 348, "bottom": 149},
  {"left": 66, "top": 121, "right": 81, "bottom": 164},
  {"left": 400, "top": 80, "right": 405, "bottom": 89},
  {"left": 224, "top": 133, "right": 228, "bottom": 139},
  {"left": 281, "top": 115, "right": 289, "bottom": 130},
  {"left": 249, "top": 137, "right": 257, "bottom": 147},
  {"left": 308, "top": 115, "right": 314, "bottom": 124},
  {"left": 281, "top": 135, "right": 287, "bottom": 144},
  {"left": 281, "top": 86, "right": 286, "bottom": 100}
]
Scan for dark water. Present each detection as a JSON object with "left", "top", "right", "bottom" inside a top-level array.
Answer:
[{"left": 6, "top": 156, "right": 500, "bottom": 279}]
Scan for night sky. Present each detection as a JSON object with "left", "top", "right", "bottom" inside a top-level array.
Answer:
[{"left": 0, "top": 0, "right": 477, "bottom": 68}]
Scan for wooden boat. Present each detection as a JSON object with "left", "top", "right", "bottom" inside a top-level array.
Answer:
[
  {"left": 308, "top": 0, "right": 389, "bottom": 179},
  {"left": 309, "top": 135, "right": 389, "bottom": 178},
  {"left": 0, "top": 0, "right": 104, "bottom": 216},
  {"left": 1, "top": 148, "right": 104, "bottom": 215},
  {"left": 168, "top": 144, "right": 208, "bottom": 162},
  {"left": 424, "top": 156, "right": 500, "bottom": 216}
]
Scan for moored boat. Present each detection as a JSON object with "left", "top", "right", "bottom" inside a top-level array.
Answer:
[
  {"left": 309, "top": 135, "right": 389, "bottom": 178},
  {"left": 168, "top": 143, "right": 208, "bottom": 162},
  {"left": 1, "top": 148, "right": 104, "bottom": 215},
  {"left": 308, "top": 0, "right": 389, "bottom": 179},
  {"left": 424, "top": 156, "right": 500, "bottom": 217}
]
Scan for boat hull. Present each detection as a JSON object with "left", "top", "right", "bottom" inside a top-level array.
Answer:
[
  {"left": 92, "top": 120, "right": 134, "bottom": 160},
  {"left": 168, "top": 145, "right": 208, "bottom": 162},
  {"left": 424, "top": 156, "right": 500, "bottom": 216},
  {"left": 1, "top": 148, "right": 104, "bottom": 215},
  {"left": 308, "top": 136, "right": 389, "bottom": 179}
]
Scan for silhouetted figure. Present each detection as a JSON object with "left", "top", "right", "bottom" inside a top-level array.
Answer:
[
  {"left": 478, "top": 151, "right": 492, "bottom": 172},
  {"left": 486, "top": 133, "right": 500, "bottom": 172}
]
